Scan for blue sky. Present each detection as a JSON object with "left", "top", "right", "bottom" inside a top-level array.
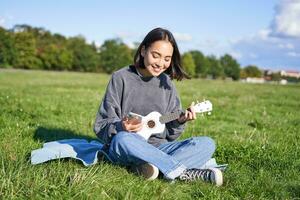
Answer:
[{"left": 1, "top": 0, "right": 300, "bottom": 71}]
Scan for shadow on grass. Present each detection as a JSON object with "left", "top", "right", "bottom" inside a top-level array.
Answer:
[
  {"left": 288, "top": 184, "right": 300, "bottom": 199},
  {"left": 33, "top": 126, "right": 99, "bottom": 142}
]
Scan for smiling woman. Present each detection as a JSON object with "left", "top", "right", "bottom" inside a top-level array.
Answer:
[
  {"left": 138, "top": 40, "right": 173, "bottom": 77},
  {"left": 133, "top": 28, "right": 187, "bottom": 80},
  {"left": 93, "top": 27, "right": 224, "bottom": 186}
]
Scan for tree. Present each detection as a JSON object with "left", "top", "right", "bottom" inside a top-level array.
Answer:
[
  {"left": 271, "top": 72, "right": 281, "bottom": 81},
  {"left": 241, "top": 65, "right": 262, "bottom": 78},
  {"left": 13, "top": 31, "right": 41, "bottom": 69},
  {"left": 207, "top": 55, "right": 224, "bottom": 79},
  {"left": 0, "top": 27, "right": 16, "bottom": 68},
  {"left": 38, "top": 44, "right": 73, "bottom": 70},
  {"left": 130, "top": 42, "right": 140, "bottom": 58},
  {"left": 99, "top": 39, "right": 132, "bottom": 73},
  {"left": 220, "top": 54, "right": 241, "bottom": 80},
  {"left": 181, "top": 52, "right": 196, "bottom": 77},
  {"left": 67, "top": 36, "right": 99, "bottom": 72},
  {"left": 189, "top": 50, "right": 209, "bottom": 78}
]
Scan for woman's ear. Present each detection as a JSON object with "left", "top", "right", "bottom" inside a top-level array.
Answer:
[{"left": 141, "top": 46, "right": 146, "bottom": 57}]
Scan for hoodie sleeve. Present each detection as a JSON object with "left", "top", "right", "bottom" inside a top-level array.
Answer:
[
  {"left": 93, "top": 73, "right": 124, "bottom": 144},
  {"left": 165, "top": 84, "right": 186, "bottom": 141}
]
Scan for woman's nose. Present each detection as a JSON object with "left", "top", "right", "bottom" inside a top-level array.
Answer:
[{"left": 157, "top": 59, "right": 164, "bottom": 68}]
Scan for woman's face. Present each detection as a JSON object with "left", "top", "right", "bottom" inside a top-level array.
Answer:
[{"left": 141, "top": 40, "right": 173, "bottom": 77}]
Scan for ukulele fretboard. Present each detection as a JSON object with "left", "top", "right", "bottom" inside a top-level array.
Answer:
[{"left": 159, "top": 110, "right": 183, "bottom": 124}]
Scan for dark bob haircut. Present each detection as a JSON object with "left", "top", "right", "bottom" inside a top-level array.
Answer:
[{"left": 134, "top": 27, "right": 190, "bottom": 81}]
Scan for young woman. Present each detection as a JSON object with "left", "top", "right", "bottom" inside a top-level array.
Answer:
[{"left": 94, "top": 27, "right": 223, "bottom": 186}]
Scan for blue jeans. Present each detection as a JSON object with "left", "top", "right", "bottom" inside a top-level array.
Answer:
[{"left": 107, "top": 131, "right": 216, "bottom": 180}]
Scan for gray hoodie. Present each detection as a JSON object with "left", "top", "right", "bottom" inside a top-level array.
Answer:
[{"left": 94, "top": 65, "right": 185, "bottom": 147}]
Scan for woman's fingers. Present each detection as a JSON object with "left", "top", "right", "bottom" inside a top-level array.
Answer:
[
  {"left": 185, "top": 110, "right": 189, "bottom": 118},
  {"left": 122, "top": 118, "right": 142, "bottom": 132},
  {"left": 187, "top": 111, "right": 193, "bottom": 120},
  {"left": 190, "top": 102, "right": 196, "bottom": 119},
  {"left": 184, "top": 102, "right": 197, "bottom": 121},
  {"left": 128, "top": 122, "right": 142, "bottom": 132}
]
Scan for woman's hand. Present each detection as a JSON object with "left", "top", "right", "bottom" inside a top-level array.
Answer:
[
  {"left": 122, "top": 117, "right": 142, "bottom": 132},
  {"left": 177, "top": 102, "right": 197, "bottom": 123}
]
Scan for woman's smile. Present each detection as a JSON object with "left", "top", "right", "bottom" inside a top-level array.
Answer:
[{"left": 151, "top": 65, "right": 163, "bottom": 73}]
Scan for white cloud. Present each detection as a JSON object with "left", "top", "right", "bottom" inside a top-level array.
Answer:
[
  {"left": 231, "top": 29, "right": 300, "bottom": 69},
  {"left": 189, "top": 38, "right": 231, "bottom": 57},
  {"left": 278, "top": 43, "right": 294, "bottom": 49},
  {"left": 271, "top": 0, "right": 300, "bottom": 38},
  {"left": 194, "top": 39, "right": 221, "bottom": 55},
  {"left": 257, "top": 29, "right": 272, "bottom": 40},
  {"left": 229, "top": 0, "right": 300, "bottom": 70},
  {"left": 249, "top": 53, "right": 258, "bottom": 59},
  {"left": 0, "top": 16, "right": 6, "bottom": 26},
  {"left": 287, "top": 51, "right": 300, "bottom": 57},
  {"left": 0, "top": 15, "right": 15, "bottom": 28},
  {"left": 86, "top": 39, "right": 102, "bottom": 48},
  {"left": 199, "top": 39, "right": 219, "bottom": 48},
  {"left": 173, "top": 32, "right": 192, "bottom": 42},
  {"left": 116, "top": 31, "right": 137, "bottom": 39},
  {"left": 124, "top": 41, "right": 136, "bottom": 49},
  {"left": 229, "top": 51, "right": 243, "bottom": 59}
]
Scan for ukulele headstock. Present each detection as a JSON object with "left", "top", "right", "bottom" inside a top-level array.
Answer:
[{"left": 193, "top": 100, "right": 213, "bottom": 114}]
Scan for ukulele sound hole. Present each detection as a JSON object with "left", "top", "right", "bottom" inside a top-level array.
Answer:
[{"left": 147, "top": 120, "right": 155, "bottom": 128}]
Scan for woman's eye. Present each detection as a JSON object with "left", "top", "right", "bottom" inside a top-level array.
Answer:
[{"left": 152, "top": 52, "right": 160, "bottom": 58}]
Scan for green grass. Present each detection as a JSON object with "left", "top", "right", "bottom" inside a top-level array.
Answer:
[{"left": 0, "top": 69, "right": 299, "bottom": 199}]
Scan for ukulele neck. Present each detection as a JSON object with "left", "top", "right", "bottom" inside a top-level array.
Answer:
[{"left": 159, "top": 110, "right": 183, "bottom": 124}]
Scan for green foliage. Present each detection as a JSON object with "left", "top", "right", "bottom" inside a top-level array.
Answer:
[
  {"left": 38, "top": 44, "right": 73, "bottom": 70},
  {"left": 13, "top": 31, "right": 41, "bottom": 69},
  {"left": 207, "top": 55, "right": 224, "bottom": 79},
  {"left": 0, "top": 27, "right": 16, "bottom": 68},
  {"left": 270, "top": 72, "right": 281, "bottom": 81},
  {"left": 220, "top": 54, "right": 241, "bottom": 80},
  {"left": 99, "top": 39, "right": 132, "bottom": 73},
  {"left": 0, "top": 24, "right": 271, "bottom": 82},
  {"left": 130, "top": 42, "right": 140, "bottom": 59},
  {"left": 283, "top": 76, "right": 300, "bottom": 83},
  {"left": 241, "top": 65, "right": 262, "bottom": 78},
  {"left": 0, "top": 70, "right": 299, "bottom": 199},
  {"left": 67, "top": 36, "right": 99, "bottom": 72},
  {"left": 0, "top": 25, "right": 102, "bottom": 72},
  {"left": 190, "top": 50, "right": 209, "bottom": 77},
  {"left": 182, "top": 52, "right": 196, "bottom": 77}
]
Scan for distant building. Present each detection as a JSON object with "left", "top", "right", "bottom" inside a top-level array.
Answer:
[
  {"left": 242, "top": 77, "right": 265, "bottom": 84},
  {"left": 264, "top": 69, "right": 274, "bottom": 76},
  {"left": 263, "top": 69, "right": 300, "bottom": 84},
  {"left": 280, "top": 70, "right": 300, "bottom": 78},
  {"left": 280, "top": 79, "right": 288, "bottom": 85}
]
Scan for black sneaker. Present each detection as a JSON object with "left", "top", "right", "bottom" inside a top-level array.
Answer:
[{"left": 179, "top": 168, "right": 223, "bottom": 186}]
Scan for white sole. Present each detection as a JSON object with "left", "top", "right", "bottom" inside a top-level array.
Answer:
[
  {"left": 147, "top": 163, "right": 159, "bottom": 180},
  {"left": 209, "top": 168, "right": 223, "bottom": 186},
  {"left": 134, "top": 163, "right": 159, "bottom": 180}
]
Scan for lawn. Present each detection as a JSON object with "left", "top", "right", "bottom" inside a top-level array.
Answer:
[{"left": 0, "top": 69, "right": 299, "bottom": 199}]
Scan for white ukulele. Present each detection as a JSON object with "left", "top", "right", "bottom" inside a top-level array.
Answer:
[{"left": 127, "top": 100, "right": 213, "bottom": 140}]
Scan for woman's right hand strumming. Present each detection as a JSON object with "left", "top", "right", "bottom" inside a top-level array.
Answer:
[{"left": 122, "top": 117, "right": 142, "bottom": 132}]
